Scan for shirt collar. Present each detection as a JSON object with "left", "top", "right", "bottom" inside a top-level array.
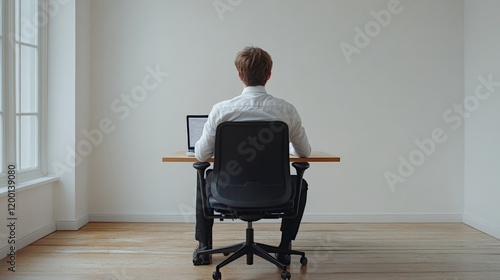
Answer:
[{"left": 241, "top": 86, "right": 267, "bottom": 95}]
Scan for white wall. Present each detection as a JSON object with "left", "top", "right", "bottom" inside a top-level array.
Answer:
[
  {"left": 47, "top": 0, "right": 89, "bottom": 230},
  {"left": 464, "top": 0, "right": 500, "bottom": 239},
  {"left": 88, "top": 0, "right": 465, "bottom": 222},
  {"left": 75, "top": 0, "right": 91, "bottom": 227}
]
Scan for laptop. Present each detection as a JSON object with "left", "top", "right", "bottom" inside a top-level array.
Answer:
[{"left": 186, "top": 115, "right": 208, "bottom": 157}]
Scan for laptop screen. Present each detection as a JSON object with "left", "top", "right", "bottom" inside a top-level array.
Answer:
[{"left": 187, "top": 115, "right": 208, "bottom": 151}]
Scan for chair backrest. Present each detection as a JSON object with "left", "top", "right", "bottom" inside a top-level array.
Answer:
[{"left": 210, "top": 121, "right": 292, "bottom": 209}]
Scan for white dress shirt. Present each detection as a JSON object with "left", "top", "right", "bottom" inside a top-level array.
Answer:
[{"left": 195, "top": 86, "right": 311, "bottom": 162}]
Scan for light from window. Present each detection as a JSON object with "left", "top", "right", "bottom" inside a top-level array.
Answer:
[
  {"left": 1, "top": 0, "right": 45, "bottom": 184},
  {"left": 15, "top": 0, "right": 39, "bottom": 171}
]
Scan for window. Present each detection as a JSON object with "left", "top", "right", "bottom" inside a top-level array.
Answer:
[{"left": 1, "top": 0, "right": 47, "bottom": 186}]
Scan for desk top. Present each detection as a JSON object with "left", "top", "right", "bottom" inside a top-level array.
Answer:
[{"left": 162, "top": 151, "right": 340, "bottom": 163}]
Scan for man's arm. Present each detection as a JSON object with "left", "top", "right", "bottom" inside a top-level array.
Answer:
[
  {"left": 288, "top": 108, "right": 311, "bottom": 157},
  {"left": 194, "top": 125, "right": 215, "bottom": 162},
  {"left": 289, "top": 126, "right": 311, "bottom": 157},
  {"left": 195, "top": 109, "right": 218, "bottom": 162}
]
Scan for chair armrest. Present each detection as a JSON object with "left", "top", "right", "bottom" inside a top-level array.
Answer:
[
  {"left": 292, "top": 162, "right": 310, "bottom": 180},
  {"left": 193, "top": 162, "right": 211, "bottom": 173}
]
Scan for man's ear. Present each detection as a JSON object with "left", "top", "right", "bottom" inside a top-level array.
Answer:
[
  {"left": 238, "top": 71, "right": 244, "bottom": 81},
  {"left": 267, "top": 72, "right": 272, "bottom": 81}
]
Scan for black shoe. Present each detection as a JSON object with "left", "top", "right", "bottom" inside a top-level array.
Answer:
[{"left": 193, "top": 242, "right": 212, "bottom": 266}]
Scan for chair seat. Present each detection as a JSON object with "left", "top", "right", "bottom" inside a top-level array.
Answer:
[{"left": 208, "top": 195, "right": 294, "bottom": 213}]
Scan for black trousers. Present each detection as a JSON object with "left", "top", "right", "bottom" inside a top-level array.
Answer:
[{"left": 195, "top": 173, "right": 309, "bottom": 245}]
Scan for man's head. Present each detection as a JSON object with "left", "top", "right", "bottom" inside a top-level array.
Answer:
[{"left": 234, "top": 47, "right": 273, "bottom": 86}]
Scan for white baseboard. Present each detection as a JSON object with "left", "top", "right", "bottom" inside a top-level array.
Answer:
[
  {"left": 89, "top": 213, "right": 464, "bottom": 223},
  {"left": 463, "top": 214, "right": 500, "bottom": 240},
  {"left": 90, "top": 214, "right": 195, "bottom": 223},
  {"left": 303, "top": 213, "right": 463, "bottom": 223},
  {"left": 56, "top": 215, "right": 90, "bottom": 230},
  {"left": 0, "top": 223, "right": 56, "bottom": 260}
]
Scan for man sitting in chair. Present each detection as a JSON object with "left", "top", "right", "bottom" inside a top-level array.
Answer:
[{"left": 194, "top": 46, "right": 311, "bottom": 265}]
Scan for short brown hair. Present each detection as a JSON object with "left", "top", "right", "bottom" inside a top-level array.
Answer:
[{"left": 234, "top": 47, "right": 273, "bottom": 86}]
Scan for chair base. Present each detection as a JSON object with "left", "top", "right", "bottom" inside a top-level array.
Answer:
[{"left": 195, "top": 222, "right": 307, "bottom": 280}]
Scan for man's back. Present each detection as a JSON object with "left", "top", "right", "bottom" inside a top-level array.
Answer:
[{"left": 195, "top": 86, "right": 311, "bottom": 162}]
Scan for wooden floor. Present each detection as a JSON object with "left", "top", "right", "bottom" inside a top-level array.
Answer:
[{"left": 1, "top": 222, "right": 500, "bottom": 280}]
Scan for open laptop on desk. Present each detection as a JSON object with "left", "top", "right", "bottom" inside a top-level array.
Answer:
[{"left": 186, "top": 115, "right": 208, "bottom": 157}]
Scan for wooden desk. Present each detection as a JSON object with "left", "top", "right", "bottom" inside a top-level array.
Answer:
[{"left": 162, "top": 151, "right": 340, "bottom": 163}]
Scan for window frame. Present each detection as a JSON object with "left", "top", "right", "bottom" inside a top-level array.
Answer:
[{"left": 1, "top": 0, "right": 48, "bottom": 186}]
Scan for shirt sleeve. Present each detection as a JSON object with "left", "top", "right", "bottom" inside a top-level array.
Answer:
[
  {"left": 288, "top": 107, "right": 311, "bottom": 157},
  {"left": 195, "top": 107, "right": 218, "bottom": 162}
]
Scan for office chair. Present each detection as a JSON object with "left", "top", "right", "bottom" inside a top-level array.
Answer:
[{"left": 193, "top": 121, "right": 309, "bottom": 280}]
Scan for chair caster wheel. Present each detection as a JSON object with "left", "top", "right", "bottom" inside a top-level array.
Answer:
[
  {"left": 281, "top": 271, "right": 291, "bottom": 280},
  {"left": 213, "top": 270, "right": 221, "bottom": 280},
  {"left": 193, "top": 257, "right": 201, "bottom": 266},
  {"left": 223, "top": 252, "right": 230, "bottom": 256},
  {"left": 300, "top": 256, "right": 308, "bottom": 265}
]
